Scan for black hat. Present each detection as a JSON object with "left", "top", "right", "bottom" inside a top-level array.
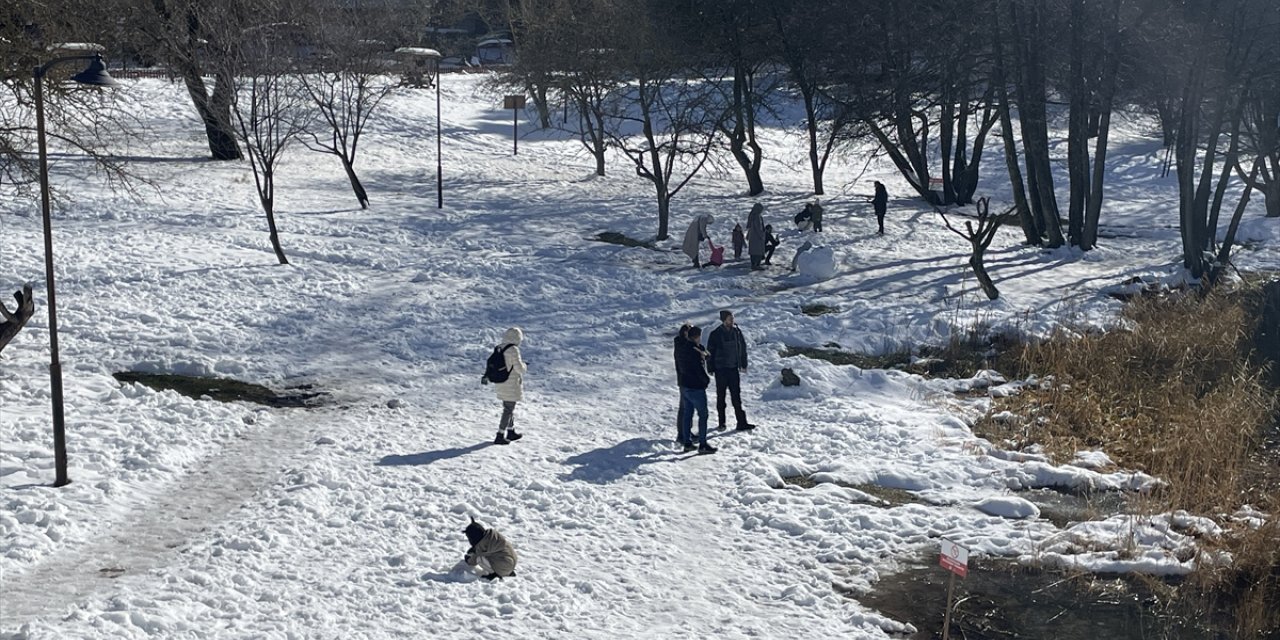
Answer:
[
  {"left": 719, "top": 310, "right": 733, "bottom": 321},
  {"left": 463, "top": 516, "right": 486, "bottom": 545}
]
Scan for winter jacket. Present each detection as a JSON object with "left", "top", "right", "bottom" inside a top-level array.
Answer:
[
  {"left": 682, "top": 214, "right": 714, "bottom": 261},
  {"left": 747, "top": 204, "right": 766, "bottom": 258},
  {"left": 810, "top": 202, "right": 823, "bottom": 227},
  {"left": 731, "top": 224, "right": 746, "bottom": 253},
  {"left": 873, "top": 183, "right": 888, "bottom": 212},
  {"left": 675, "top": 337, "right": 711, "bottom": 390},
  {"left": 465, "top": 528, "right": 518, "bottom": 577},
  {"left": 674, "top": 333, "right": 686, "bottom": 388},
  {"left": 706, "top": 324, "right": 748, "bottom": 372},
  {"left": 494, "top": 327, "right": 527, "bottom": 402}
]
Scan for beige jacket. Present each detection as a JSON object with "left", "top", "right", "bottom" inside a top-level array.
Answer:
[
  {"left": 465, "top": 529, "right": 518, "bottom": 577},
  {"left": 494, "top": 327, "right": 527, "bottom": 402}
]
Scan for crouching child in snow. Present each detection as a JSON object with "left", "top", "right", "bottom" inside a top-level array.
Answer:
[{"left": 463, "top": 517, "right": 518, "bottom": 580}]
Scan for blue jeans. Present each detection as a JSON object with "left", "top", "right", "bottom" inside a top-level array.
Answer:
[{"left": 678, "top": 388, "right": 709, "bottom": 446}]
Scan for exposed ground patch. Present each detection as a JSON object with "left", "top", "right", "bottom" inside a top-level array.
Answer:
[{"left": 112, "top": 372, "right": 325, "bottom": 408}]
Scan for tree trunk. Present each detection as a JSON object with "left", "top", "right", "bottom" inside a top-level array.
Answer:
[
  {"left": 1066, "top": 0, "right": 1089, "bottom": 248},
  {"left": 800, "top": 84, "right": 824, "bottom": 195},
  {"left": 725, "top": 66, "right": 765, "bottom": 196},
  {"left": 528, "top": 82, "right": 551, "bottom": 129},
  {"left": 940, "top": 78, "right": 956, "bottom": 206},
  {"left": 655, "top": 184, "right": 670, "bottom": 241},
  {"left": 1009, "top": 0, "right": 1064, "bottom": 247},
  {"left": 341, "top": 156, "right": 369, "bottom": 209},
  {"left": 1175, "top": 64, "right": 1206, "bottom": 277},
  {"left": 992, "top": 5, "right": 1038, "bottom": 245},
  {"left": 1217, "top": 158, "right": 1260, "bottom": 266},
  {"left": 253, "top": 167, "right": 288, "bottom": 265},
  {"left": 971, "top": 252, "right": 999, "bottom": 301},
  {"left": 180, "top": 65, "right": 241, "bottom": 161}
]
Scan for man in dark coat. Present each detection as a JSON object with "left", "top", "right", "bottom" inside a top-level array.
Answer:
[
  {"left": 706, "top": 310, "right": 755, "bottom": 432},
  {"left": 873, "top": 181, "right": 888, "bottom": 235},
  {"left": 675, "top": 325, "right": 717, "bottom": 454}
]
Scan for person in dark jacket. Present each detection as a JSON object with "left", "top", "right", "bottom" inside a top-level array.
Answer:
[
  {"left": 706, "top": 310, "right": 755, "bottom": 431},
  {"left": 873, "top": 181, "right": 888, "bottom": 235},
  {"left": 675, "top": 325, "right": 717, "bottom": 454},
  {"left": 763, "top": 225, "right": 781, "bottom": 265},
  {"left": 673, "top": 323, "right": 691, "bottom": 444},
  {"left": 731, "top": 223, "right": 745, "bottom": 260}
]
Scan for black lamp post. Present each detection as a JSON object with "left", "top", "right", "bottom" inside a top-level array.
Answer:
[
  {"left": 433, "top": 55, "right": 442, "bottom": 209},
  {"left": 33, "top": 52, "right": 117, "bottom": 487}
]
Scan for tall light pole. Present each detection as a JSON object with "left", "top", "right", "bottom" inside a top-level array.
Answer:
[
  {"left": 434, "top": 55, "right": 443, "bottom": 209},
  {"left": 33, "top": 52, "right": 117, "bottom": 487}
]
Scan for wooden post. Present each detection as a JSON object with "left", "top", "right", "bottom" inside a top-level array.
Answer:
[
  {"left": 942, "top": 572, "right": 956, "bottom": 640},
  {"left": 503, "top": 95, "right": 526, "bottom": 156}
]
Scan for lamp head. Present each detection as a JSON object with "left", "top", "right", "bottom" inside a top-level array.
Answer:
[{"left": 70, "top": 54, "right": 118, "bottom": 87}]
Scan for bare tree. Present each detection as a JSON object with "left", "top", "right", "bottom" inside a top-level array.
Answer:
[
  {"left": 768, "top": 0, "right": 850, "bottom": 196},
  {"left": 601, "top": 4, "right": 720, "bottom": 241},
  {"left": 939, "top": 197, "right": 1006, "bottom": 301},
  {"left": 229, "top": 39, "right": 312, "bottom": 265},
  {"left": 296, "top": 13, "right": 398, "bottom": 210}
]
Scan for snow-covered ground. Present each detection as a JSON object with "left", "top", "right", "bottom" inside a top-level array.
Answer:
[{"left": 1, "top": 74, "right": 1276, "bottom": 639}]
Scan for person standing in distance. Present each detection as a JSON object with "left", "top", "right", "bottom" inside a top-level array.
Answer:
[
  {"left": 706, "top": 310, "right": 756, "bottom": 431},
  {"left": 872, "top": 181, "right": 889, "bottom": 235},
  {"left": 492, "top": 327, "right": 527, "bottom": 444}
]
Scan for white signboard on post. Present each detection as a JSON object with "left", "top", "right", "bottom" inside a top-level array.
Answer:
[{"left": 939, "top": 538, "right": 969, "bottom": 578}]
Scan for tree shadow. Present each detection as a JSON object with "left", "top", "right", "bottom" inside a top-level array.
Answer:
[
  {"left": 559, "top": 437, "right": 672, "bottom": 484},
  {"left": 376, "top": 443, "right": 487, "bottom": 467}
]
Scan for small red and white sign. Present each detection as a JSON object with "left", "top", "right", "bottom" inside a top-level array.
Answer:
[{"left": 939, "top": 539, "right": 969, "bottom": 578}]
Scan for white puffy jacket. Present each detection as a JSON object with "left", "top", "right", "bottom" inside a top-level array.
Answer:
[{"left": 494, "top": 327, "right": 527, "bottom": 402}]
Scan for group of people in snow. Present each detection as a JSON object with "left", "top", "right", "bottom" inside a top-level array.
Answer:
[
  {"left": 672, "top": 309, "right": 757, "bottom": 454},
  {"left": 685, "top": 203, "right": 783, "bottom": 271},
  {"left": 684, "top": 186, "right": 892, "bottom": 272}
]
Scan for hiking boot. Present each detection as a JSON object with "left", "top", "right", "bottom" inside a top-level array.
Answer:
[
  {"left": 682, "top": 443, "right": 697, "bottom": 453},
  {"left": 505, "top": 431, "right": 523, "bottom": 442},
  {"left": 735, "top": 423, "right": 757, "bottom": 431},
  {"left": 698, "top": 444, "right": 718, "bottom": 454},
  {"left": 493, "top": 433, "right": 509, "bottom": 445},
  {"left": 716, "top": 423, "right": 727, "bottom": 432}
]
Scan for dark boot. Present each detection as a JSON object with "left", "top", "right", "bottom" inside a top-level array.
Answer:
[{"left": 493, "top": 432, "right": 509, "bottom": 445}]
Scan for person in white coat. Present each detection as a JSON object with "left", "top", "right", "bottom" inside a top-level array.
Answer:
[
  {"left": 681, "top": 213, "right": 715, "bottom": 269},
  {"left": 493, "top": 327, "right": 528, "bottom": 445}
]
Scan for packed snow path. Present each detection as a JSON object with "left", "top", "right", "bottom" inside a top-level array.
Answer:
[{"left": 1, "top": 411, "right": 323, "bottom": 627}]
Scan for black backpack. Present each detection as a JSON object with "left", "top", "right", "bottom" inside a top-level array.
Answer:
[{"left": 482, "top": 345, "right": 514, "bottom": 384}]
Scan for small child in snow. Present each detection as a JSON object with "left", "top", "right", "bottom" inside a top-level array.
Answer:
[
  {"left": 731, "top": 223, "right": 745, "bottom": 260},
  {"left": 763, "top": 225, "right": 780, "bottom": 265},
  {"left": 463, "top": 517, "right": 518, "bottom": 580}
]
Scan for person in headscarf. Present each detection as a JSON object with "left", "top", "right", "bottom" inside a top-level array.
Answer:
[
  {"left": 747, "top": 204, "right": 766, "bottom": 271},
  {"left": 491, "top": 327, "right": 527, "bottom": 445},
  {"left": 682, "top": 213, "right": 715, "bottom": 269}
]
